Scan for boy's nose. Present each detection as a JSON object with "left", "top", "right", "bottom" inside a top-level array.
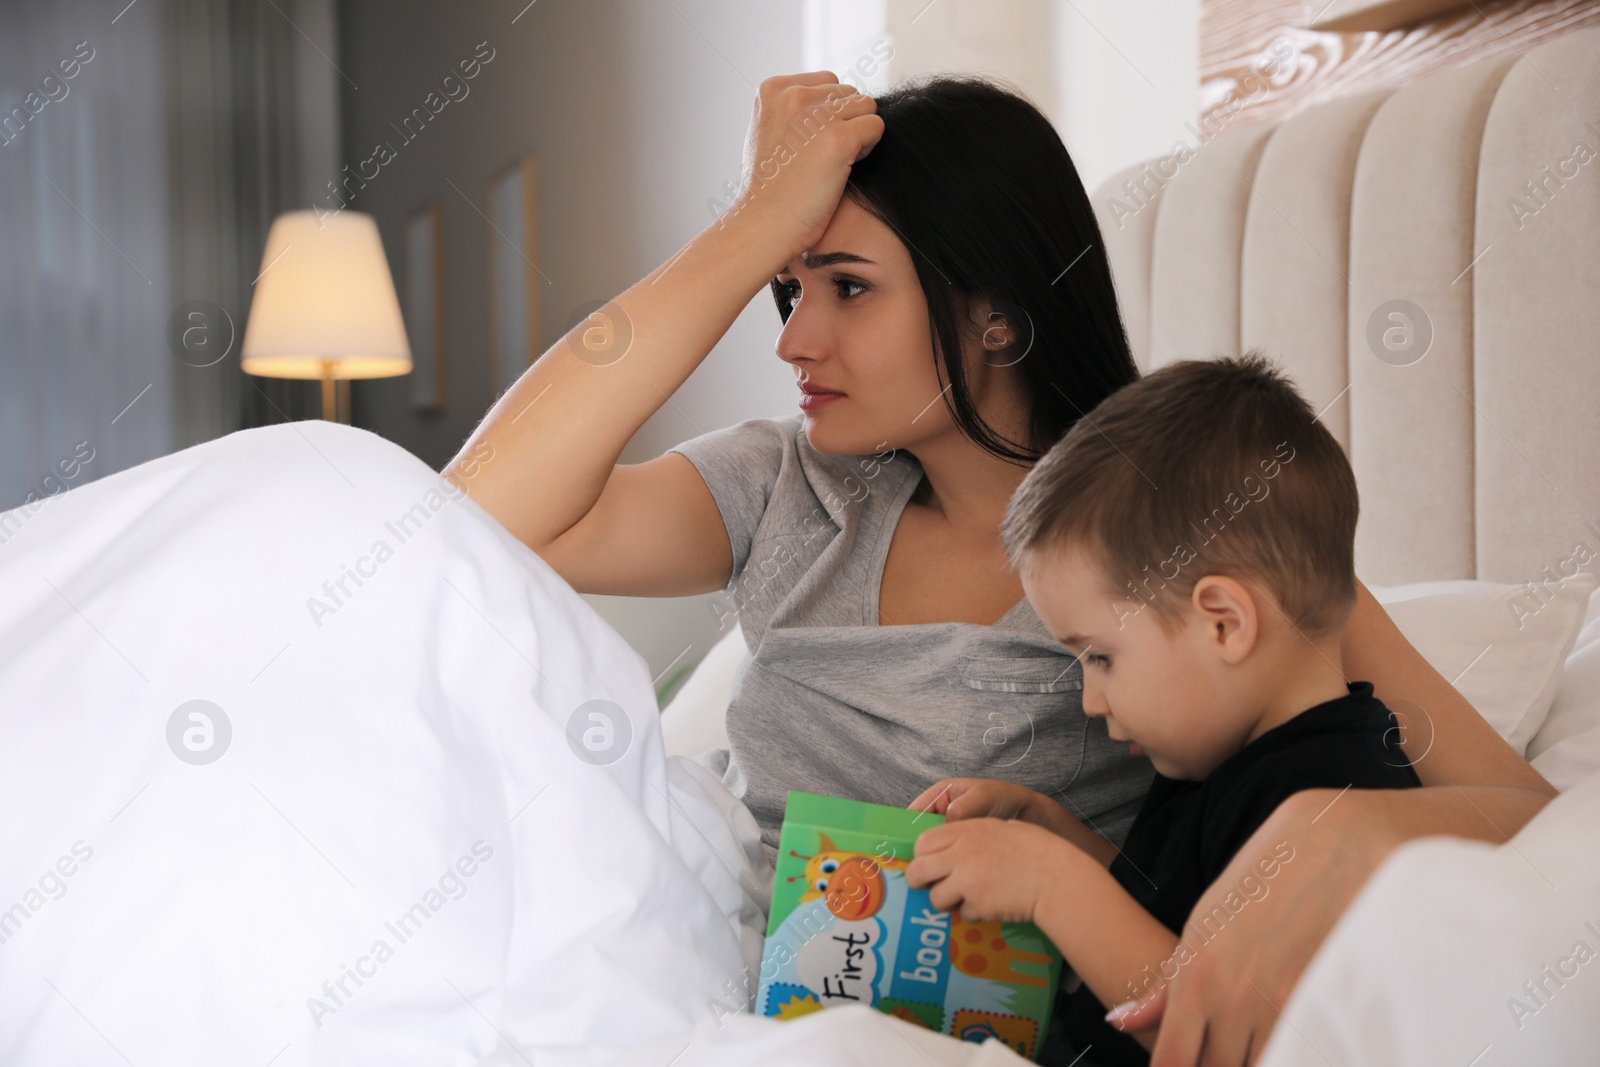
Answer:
[{"left": 1080, "top": 679, "right": 1110, "bottom": 718}]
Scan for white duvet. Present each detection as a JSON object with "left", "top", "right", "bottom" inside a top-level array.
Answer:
[{"left": 0, "top": 421, "right": 1027, "bottom": 1066}]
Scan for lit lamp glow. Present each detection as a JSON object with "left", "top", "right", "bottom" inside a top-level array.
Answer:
[{"left": 241, "top": 210, "right": 412, "bottom": 421}]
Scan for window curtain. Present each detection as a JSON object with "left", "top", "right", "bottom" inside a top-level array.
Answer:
[{"left": 0, "top": 0, "right": 338, "bottom": 513}]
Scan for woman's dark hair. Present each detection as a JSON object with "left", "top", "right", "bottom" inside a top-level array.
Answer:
[{"left": 769, "top": 74, "right": 1139, "bottom": 464}]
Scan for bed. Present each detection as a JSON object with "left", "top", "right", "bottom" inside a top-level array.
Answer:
[
  {"left": 661, "top": 22, "right": 1600, "bottom": 1065},
  {"left": 2, "top": 24, "right": 1597, "bottom": 1067}
]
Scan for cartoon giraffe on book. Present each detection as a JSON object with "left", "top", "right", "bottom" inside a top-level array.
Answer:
[{"left": 791, "top": 834, "right": 1053, "bottom": 988}]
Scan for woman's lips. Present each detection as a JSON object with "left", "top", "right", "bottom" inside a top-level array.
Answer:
[{"left": 798, "top": 390, "right": 844, "bottom": 411}]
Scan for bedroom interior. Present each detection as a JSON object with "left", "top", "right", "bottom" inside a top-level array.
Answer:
[{"left": 3, "top": 0, "right": 1599, "bottom": 1064}]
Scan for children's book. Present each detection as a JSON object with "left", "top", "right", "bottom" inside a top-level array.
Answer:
[{"left": 756, "top": 791, "right": 1064, "bottom": 1061}]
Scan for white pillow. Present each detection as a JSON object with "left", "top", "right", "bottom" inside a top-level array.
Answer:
[
  {"left": 661, "top": 623, "right": 742, "bottom": 758},
  {"left": 1525, "top": 584, "right": 1600, "bottom": 790},
  {"left": 1371, "top": 574, "right": 1598, "bottom": 755}
]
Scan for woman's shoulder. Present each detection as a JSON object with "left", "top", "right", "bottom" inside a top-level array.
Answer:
[
  {"left": 665, "top": 415, "right": 803, "bottom": 507},
  {"left": 690, "top": 412, "right": 901, "bottom": 474},
  {"left": 671, "top": 412, "right": 804, "bottom": 457},
  {"left": 673, "top": 414, "right": 921, "bottom": 519}
]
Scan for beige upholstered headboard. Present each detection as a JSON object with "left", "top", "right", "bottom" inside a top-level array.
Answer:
[{"left": 1092, "top": 26, "right": 1600, "bottom": 587}]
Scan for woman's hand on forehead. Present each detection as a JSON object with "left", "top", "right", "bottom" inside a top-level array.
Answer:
[{"left": 733, "top": 72, "right": 884, "bottom": 268}]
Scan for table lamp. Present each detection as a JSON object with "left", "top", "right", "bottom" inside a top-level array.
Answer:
[{"left": 241, "top": 210, "right": 412, "bottom": 421}]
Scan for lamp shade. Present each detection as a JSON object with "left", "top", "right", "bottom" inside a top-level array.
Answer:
[{"left": 240, "top": 210, "right": 412, "bottom": 380}]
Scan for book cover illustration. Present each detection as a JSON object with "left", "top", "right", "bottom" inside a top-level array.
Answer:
[{"left": 757, "top": 791, "right": 1064, "bottom": 1061}]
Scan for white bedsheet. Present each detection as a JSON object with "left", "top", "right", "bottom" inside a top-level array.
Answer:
[{"left": 0, "top": 421, "right": 1024, "bottom": 1066}]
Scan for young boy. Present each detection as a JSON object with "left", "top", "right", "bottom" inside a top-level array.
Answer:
[{"left": 905, "top": 353, "right": 1422, "bottom": 1065}]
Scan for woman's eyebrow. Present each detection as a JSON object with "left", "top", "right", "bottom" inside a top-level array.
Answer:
[{"left": 800, "top": 250, "right": 875, "bottom": 268}]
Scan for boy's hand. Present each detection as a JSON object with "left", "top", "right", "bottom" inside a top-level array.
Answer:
[
  {"left": 904, "top": 818, "right": 1073, "bottom": 925},
  {"left": 908, "top": 777, "right": 1045, "bottom": 822},
  {"left": 909, "top": 778, "right": 1118, "bottom": 867}
]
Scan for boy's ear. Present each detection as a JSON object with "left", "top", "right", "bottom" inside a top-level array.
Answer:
[{"left": 1190, "top": 575, "right": 1258, "bottom": 664}]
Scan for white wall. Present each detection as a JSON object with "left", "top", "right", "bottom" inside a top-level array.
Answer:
[
  {"left": 803, "top": 0, "right": 1199, "bottom": 199},
  {"left": 1048, "top": 0, "right": 1200, "bottom": 199}
]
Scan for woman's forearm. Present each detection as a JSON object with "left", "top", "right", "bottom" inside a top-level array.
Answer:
[
  {"left": 1370, "top": 781, "right": 1552, "bottom": 846},
  {"left": 442, "top": 213, "right": 787, "bottom": 550},
  {"left": 1341, "top": 578, "right": 1556, "bottom": 795},
  {"left": 1121, "top": 782, "right": 1553, "bottom": 1058}
]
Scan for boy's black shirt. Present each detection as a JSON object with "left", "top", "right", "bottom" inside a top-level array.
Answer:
[{"left": 1042, "top": 681, "right": 1423, "bottom": 1066}]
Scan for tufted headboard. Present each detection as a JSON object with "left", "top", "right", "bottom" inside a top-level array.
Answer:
[{"left": 1090, "top": 26, "right": 1600, "bottom": 588}]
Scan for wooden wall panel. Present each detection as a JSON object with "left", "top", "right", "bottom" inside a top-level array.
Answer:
[{"left": 1200, "top": 0, "right": 1600, "bottom": 129}]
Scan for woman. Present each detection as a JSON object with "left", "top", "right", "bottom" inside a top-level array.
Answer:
[{"left": 447, "top": 73, "right": 1555, "bottom": 1064}]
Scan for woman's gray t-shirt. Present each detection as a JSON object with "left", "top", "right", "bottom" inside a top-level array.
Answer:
[{"left": 669, "top": 414, "right": 1155, "bottom": 861}]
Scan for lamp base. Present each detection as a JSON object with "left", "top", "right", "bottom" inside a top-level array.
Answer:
[{"left": 319, "top": 363, "right": 350, "bottom": 424}]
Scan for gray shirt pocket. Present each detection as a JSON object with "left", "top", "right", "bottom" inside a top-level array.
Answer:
[
  {"left": 956, "top": 653, "right": 1089, "bottom": 790},
  {"left": 960, "top": 653, "right": 1084, "bottom": 694}
]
